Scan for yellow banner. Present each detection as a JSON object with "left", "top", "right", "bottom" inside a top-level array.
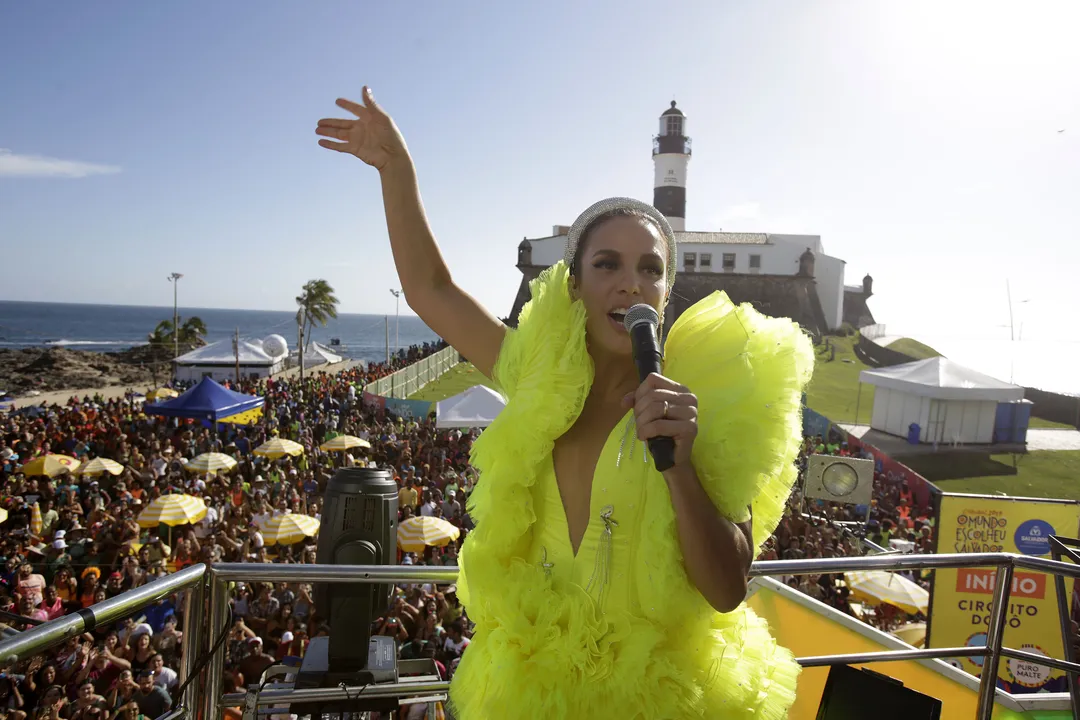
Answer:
[
  {"left": 218, "top": 406, "right": 264, "bottom": 425},
  {"left": 929, "top": 493, "right": 1080, "bottom": 693}
]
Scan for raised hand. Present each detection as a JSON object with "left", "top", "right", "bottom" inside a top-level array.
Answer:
[{"left": 316, "top": 86, "right": 407, "bottom": 171}]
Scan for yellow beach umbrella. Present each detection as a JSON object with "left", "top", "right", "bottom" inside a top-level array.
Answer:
[
  {"left": 259, "top": 513, "right": 320, "bottom": 545},
  {"left": 844, "top": 570, "right": 929, "bottom": 615},
  {"left": 397, "top": 516, "right": 460, "bottom": 553},
  {"left": 20, "top": 454, "right": 80, "bottom": 477},
  {"left": 137, "top": 494, "right": 208, "bottom": 528},
  {"left": 254, "top": 438, "right": 305, "bottom": 460},
  {"left": 319, "top": 435, "right": 371, "bottom": 452},
  {"left": 892, "top": 622, "right": 927, "bottom": 648},
  {"left": 146, "top": 388, "right": 179, "bottom": 401},
  {"left": 185, "top": 452, "right": 238, "bottom": 474},
  {"left": 29, "top": 502, "right": 42, "bottom": 536},
  {"left": 78, "top": 458, "right": 125, "bottom": 477}
]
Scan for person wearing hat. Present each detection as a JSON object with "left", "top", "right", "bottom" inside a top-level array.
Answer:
[
  {"left": 439, "top": 489, "right": 461, "bottom": 523},
  {"left": 318, "top": 90, "right": 811, "bottom": 718},
  {"left": 0, "top": 447, "right": 19, "bottom": 474}
]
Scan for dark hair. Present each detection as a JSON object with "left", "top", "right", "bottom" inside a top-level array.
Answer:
[{"left": 569, "top": 207, "right": 662, "bottom": 279}]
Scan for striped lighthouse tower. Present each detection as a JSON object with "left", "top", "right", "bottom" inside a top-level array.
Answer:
[{"left": 652, "top": 101, "right": 691, "bottom": 232}]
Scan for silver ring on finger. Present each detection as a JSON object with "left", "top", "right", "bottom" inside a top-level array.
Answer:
[{"left": 663, "top": 400, "right": 669, "bottom": 419}]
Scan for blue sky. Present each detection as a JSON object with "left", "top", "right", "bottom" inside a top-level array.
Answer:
[{"left": 2, "top": 0, "right": 1077, "bottom": 345}]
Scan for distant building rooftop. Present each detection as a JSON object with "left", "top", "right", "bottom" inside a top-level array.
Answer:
[
  {"left": 676, "top": 231, "right": 770, "bottom": 245},
  {"left": 524, "top": 231, "right": 772, "bottom": 245}
]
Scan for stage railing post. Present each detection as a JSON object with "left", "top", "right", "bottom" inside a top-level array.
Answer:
[
  {"left": 202, "top": 572, "right": 231, "bottom": 720},
  {"left": 1049, "top": 536, "right": 1080, "bottom": 720},
  {"left": 976, "top": 562, "right": 1013, "bottom": 720},
  {"left": 180, "top": 573, "right": 207, "bottom": 715}
]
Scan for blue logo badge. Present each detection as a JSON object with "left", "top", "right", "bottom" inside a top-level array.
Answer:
[{"left": 1014, "top": 519, "right": 1056, "bottom": 555}]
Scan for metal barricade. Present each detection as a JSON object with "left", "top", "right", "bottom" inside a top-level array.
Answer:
[{"left": 4, "top": 554, "right": 1080, "bottom": 720}]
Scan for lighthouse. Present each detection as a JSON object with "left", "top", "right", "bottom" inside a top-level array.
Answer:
[{"left": 653, "top": 101, "right": 692, "bottom": 232}]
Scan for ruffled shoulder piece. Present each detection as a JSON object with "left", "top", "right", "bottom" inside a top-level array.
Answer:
[
  {"left": 663, "top": 291, "right": 814, "bottom": 553},
  {"left": 457, "top": 262, "right": 591, "bottom": 613}
]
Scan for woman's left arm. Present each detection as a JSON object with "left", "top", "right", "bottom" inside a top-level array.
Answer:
[
  {"left": 663, "top": 465, "right": 753, "bottom": 613},
  {"left": 626, "top": 372, "right": 754, "bottom": 613}
]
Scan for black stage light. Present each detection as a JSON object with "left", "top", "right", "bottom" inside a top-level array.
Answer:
[{"left": 296, "top": 467, "right": 399, "bottom": 699}]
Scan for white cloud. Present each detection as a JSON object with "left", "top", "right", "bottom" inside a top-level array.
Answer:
[{"left": 0, "top": 148, "right": 121, "bottom": 178}]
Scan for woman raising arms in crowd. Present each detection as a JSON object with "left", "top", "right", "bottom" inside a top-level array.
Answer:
[{"left": 317, "top": 87, "right": 813, "bottom": 719}]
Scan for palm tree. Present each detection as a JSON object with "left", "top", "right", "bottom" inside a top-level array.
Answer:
[
  {"left": 147, "top": 316, "right": 207, "bottom": 348},
  {"left": 148, "top": 320, "right": 174, "bottom": 345},
  {"left": 177, "top": 317, "right": 207, "bottom": 345},
  {"left": 296, "top": 280, "right": 340, "bottom": 342}
]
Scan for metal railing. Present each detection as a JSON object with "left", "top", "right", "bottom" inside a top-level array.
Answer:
[
  {"left": 2, "top": 553, "right": 1079, "bottom": 720},
  {"left": 366, "top": 346, "right": 460, "bottom": 399},
  {"left": 859, "top": 322, "right": 887, "bottom": 340},
  {"left": 0, "top": 563, "right": 208, "bottom": 718}
]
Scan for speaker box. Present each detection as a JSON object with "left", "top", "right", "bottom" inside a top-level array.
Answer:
[
  {"left": 804, "top": 454, "right": 874, "bottom": 506},
  {"left": 817, "top": 665, "right": 941, "bottom": 719},
  {"left": 314, "top": 467, "right": 399, "bottom": 671}
]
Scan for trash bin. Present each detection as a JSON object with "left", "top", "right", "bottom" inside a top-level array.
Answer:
[{"left": 907, "top": 423, "right": 921, "bottom": 445}]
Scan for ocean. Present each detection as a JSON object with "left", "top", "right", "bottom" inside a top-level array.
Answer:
[
  {"left": 1, "top": 301, "right": 1075, "bottom": 397},
  {"left": 0, "top": 300, "right": 440, "bottom": 367}
]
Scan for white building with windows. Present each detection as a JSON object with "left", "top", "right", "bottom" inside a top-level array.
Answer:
[
  {"left": 519, "top": 228, "right": 846, "bottom": 331},
  {"left": 510, "top": 101, "right": 854, "bottom": 332}
]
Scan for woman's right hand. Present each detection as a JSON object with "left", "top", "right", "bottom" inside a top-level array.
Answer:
[{"left": 316, "top": 86, "right": 408, "bottom": 171}]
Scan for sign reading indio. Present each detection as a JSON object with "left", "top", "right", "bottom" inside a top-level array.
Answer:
[
  {"left": 955, "top": 568, "right": 1046, "bottom": 600},
  {"left": 929, "top": 493, "right": 1080, "bottom": 693}
]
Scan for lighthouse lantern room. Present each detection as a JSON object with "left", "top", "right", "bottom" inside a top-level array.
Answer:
[{"left": 652, "top": 101, "right": 692, "bottom": 231}]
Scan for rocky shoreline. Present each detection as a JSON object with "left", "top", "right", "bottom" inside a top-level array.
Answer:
[{"left": 0, "top": 342, "right": 202, "bottom": 397}]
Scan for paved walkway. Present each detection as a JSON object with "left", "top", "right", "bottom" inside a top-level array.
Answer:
[
  {"left": 839, "top": 424, "right": 1080, "bottom": 453},
  {"left": 1026, "top": 428, "right": 1080, "bottom": 451}
]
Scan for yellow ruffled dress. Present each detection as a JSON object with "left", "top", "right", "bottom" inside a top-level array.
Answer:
[{"left": 450, "top": 262, "right": 814, "bottom": 719}]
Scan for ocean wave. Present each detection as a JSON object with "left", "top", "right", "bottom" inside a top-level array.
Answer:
[{"left": 43, "top": 339, "right": 134, "bottom": 347}]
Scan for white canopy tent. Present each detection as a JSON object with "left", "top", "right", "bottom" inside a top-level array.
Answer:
[
  {"left": 174, "top": 338, "right": 285, "bottom": 382},
  {"left": 293, "top": 342, "right": 344, "bottom": 369},
  {"left": 436, "top": 385, "right": 507, "bottom": 429},
  {"left": 858, "top": 357, "right": 1024, "bottom": 445}
]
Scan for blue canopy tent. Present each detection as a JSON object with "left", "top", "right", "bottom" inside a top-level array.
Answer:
[{"left": 144, "top": 377, "right": 264, "bottom": 424}]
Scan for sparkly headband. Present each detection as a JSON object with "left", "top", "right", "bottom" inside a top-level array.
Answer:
[{"left": 563, "top": 197, "right": 678, "bottom": 291}]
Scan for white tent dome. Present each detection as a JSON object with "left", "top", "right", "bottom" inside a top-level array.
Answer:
[{"left": 262, "top": 334, "right": 289, "bottom": 358}]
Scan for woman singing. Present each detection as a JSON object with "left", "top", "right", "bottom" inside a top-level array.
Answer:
[{"left": 317, "top": 87, "right": 813, "bottom": 719}]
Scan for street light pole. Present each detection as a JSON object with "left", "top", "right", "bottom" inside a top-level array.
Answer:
[
  {"left": 389, "top": 289, "right": 401, "bottom": 358},
  {"left": 168, "top": 273, "right": 183, "bottom": 362},
  {"left": 297, "top": 308, "right": 305, "bottom": 388}
]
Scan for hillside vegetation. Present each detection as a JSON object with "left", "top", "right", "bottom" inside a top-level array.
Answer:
[{"left": 886, "top": 338, "right": 941, "bottom": 359}]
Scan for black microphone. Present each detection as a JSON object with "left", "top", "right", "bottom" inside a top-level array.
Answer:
[{"left": 623, "top": 304, "right": 676, "bottom": 472}]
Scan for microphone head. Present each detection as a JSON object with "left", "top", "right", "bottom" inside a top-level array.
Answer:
[{"left": 624, "top": 304, "right": 659, "bottom": 333}]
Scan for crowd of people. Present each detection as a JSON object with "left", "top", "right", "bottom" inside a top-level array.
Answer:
[
  {"left": 760, "top": 433, "right": 936, "bottom": 633},
  {"left": 0, "top": 337, "right": 947, "bottom": 719},
  {"left": 0, "top": 339, "right": 478, "bottom": 720}
]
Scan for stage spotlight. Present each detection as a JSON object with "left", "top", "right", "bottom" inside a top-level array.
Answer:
[{"left": 804, "top": 454, "right": 874, "bottom": 507}]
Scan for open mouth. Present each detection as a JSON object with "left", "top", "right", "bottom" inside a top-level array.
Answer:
[{"left": 607, "top": 309, "right": 628, "bottom": 333}]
